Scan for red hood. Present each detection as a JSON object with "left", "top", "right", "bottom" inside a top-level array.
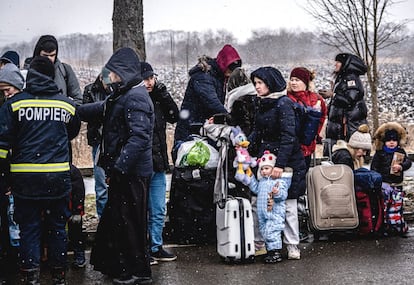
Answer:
[{"left": 216, "top": 44, "right": 241, "bottom": 73}]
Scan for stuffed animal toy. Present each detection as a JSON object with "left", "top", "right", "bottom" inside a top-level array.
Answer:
[{"left": 230, "top": 126, "right": 257, "bottom": 185}]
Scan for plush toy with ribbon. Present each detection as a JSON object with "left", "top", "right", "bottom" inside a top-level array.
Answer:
[{"left": 230, "top": 126, "right": 257, "bottom": 185}]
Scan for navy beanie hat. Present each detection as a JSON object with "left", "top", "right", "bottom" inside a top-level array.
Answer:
[
  {"left": 251, "top": 66, "right": 286, "bottom": 93},
  {"left": 0, "top": 51, "right": 20, "bottom": 68},
  {"left": 29, "top": 56, "right": 55, "bottom": 79},
  {"left": 141, "top": 62, "right": 157, "bottom": 79}
]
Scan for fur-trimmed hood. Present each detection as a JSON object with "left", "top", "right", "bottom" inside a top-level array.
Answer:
[{"left": 373, "top": 122, "right": 407, "bottom": 150}]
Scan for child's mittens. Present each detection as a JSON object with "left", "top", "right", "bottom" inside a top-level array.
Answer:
[{"left": 69, "top": 214, "right": 82, "bottom": 224}]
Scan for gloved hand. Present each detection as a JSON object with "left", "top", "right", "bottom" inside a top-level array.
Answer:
[{"left": 69, "top": 214, "right": 82, "bottom": 224}]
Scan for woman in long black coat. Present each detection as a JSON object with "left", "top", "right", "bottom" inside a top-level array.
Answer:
[{"left": 249, "top": 66, "right": 306, "bottom": 260}]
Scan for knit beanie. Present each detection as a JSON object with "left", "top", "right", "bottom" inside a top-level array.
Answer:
[
  {"left": 257, "top": 150, "right": 276, "bottom": 179},
  {"left": 29, "top": 56, "right": 55, "bottom": 79},
  {"left": 0, "top": 51, "right": 20, "bottom": 68},
  {"left": 140, "top": 61, "right": 157, "bottom": 79},
  {"left": 290, "top": 67, "right": 310, "bottom": 87},
  {"left": 384, "top": 129, "right": 399, "bottom": 142},
  {"left": 216, "top": 44, "right": 242, "bottom": 73},
  {"left": 0, "top": 63, "right": 24, "bottom": 90},
  {"left": 251, "top": 66, "right": 286, "bottom": 93},
  {"left": 348, "top": 124, "right": 372, "bottom": 150}
]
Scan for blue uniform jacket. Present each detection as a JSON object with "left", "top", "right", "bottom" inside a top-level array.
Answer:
[{"left": 0, "top": 69, "right": 81, "bottom": 199}]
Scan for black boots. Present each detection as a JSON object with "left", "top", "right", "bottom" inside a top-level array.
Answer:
[{"left": 263, "top": 250, "right": 283, "bottom": 264}]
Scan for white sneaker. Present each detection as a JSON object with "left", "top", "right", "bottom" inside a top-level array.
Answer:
[{"left": 287, "top": 244, "right": 301, "bottom": 260}]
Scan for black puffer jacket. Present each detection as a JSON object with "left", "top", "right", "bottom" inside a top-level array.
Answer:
[
  {"left": 326, "top": 54, "right": 368, "bottom": 141},
  {"left": 174, "top": 56, "right": 227, "bottom": 143},
  {"left": 78, "top": 48, "right": 154, "bottom": 178},
  {"left": 150, "top": 81, "right": 179, "bottom": 172}
]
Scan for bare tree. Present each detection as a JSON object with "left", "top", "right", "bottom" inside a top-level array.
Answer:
[
  {"left": 305, "top": 0, "right": 409, "bottom": 132},
  {"left": 112, "top": 0, "right": 146, "bottom": 60}
]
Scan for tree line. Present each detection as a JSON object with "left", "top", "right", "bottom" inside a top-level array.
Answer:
[{"left": 2, "top": 28, "right": 413, "bottom": 70}]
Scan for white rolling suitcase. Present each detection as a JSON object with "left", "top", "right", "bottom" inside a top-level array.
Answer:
[
  {"left": 216, "top": 197, "right": 255, "bottom": 262},
  {"left": 213, "top": 130, "right": 254, "bottom": 263}
]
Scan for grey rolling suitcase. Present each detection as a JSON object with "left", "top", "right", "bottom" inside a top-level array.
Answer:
[{"left": 307, "top": 163, "right": 359, "bottom": 232}]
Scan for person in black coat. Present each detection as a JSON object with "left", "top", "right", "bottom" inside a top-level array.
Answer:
[
  {"left": 249, "top": 66, "right": 306, "bottom": 260},
  {"left": 141, "top": 62, "right": 179, "bottom": 264},
  {"left": 322, "top": 53, "right": 368, "bottom": 156},
  {"left": 82, "top": 69, "right": 111, "bottom": 218},
  {"left": 174, "top": 44, "right": 241, "bottom": 145},
  {"left": 78, "top": 47, "right": 154, "bottom": 285}
]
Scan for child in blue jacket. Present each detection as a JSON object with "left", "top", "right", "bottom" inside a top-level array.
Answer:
[{"left": 248, "top": 151, "right": 292, "bottom": 263}]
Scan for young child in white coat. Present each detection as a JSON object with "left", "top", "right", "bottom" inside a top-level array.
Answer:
[{"left": 248, "top": 151, "right": 292, "bottom": 263}]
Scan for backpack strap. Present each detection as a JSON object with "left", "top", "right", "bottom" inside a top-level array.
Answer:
[{"left": 58, "top": 62, "right": 69, "bottom": 84}]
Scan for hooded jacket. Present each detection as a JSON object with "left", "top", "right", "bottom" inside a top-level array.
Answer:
[
  {"left": 33, "top": 35, "right": 83, "bottom": 105},
  {"left": 249, "top": 67, "right": 306, "bottom": 199},
  {"left": 174, "top": 56, "right": 227, "bottom": 142},
  {"left": 78, "top": 47, "right": 154, "bottom": 177},
  {"left": 371, "top": 122, "right": 412, "bottom": 184},
  {"left": 216, "top": 44, "right": 241, "bottom": 73},
  {"left": 0, "top": 68, "right": 81, "bottom": 199},
  {"left": 326, "top": 54, "right": 368, "bottom": 141},
  {"left": 0, "top": 63, "right": 24, "bottom": 90}
]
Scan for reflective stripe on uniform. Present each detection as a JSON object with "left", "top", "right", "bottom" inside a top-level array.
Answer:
[
  {"left": 0, "top": 148, "right": 8, "bottom": 159},
  {"left": 10, "top": 162, "right": 70, "bottom": 172},
  {"left": 11, "top": 99, "right": 76, "bottom": 115}
]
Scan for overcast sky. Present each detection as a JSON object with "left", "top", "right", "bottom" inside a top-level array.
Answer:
[{"left": 1, "top": 0, "right": 413, "bottom": 46}]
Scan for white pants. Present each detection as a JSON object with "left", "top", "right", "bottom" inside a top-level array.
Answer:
[
  {"left": 251, "top": 195, "right": 264, "bottom": 245},
  {"left": 283, "top": 198, "right": 300, "bottom": 245}
]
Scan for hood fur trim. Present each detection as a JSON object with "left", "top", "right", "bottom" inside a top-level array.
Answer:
[{"left": 373, "top": 122, "right": 407, "bottom": 150}]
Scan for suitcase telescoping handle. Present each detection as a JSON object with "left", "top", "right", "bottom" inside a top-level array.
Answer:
[
  {"left": 322, "top": 138, "right": 333, "bottom": 162},
  {"left": 217, "top": 137, "right": 229, "bottom": 209}
]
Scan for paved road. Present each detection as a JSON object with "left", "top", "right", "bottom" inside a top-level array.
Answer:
[
  {"left": 75, "top": 165, "right": 414, "bottom": 285},
  {"left": 53, "top": 230, "right": 414, "bottom": 285}
]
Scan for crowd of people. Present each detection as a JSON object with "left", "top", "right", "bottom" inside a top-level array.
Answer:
[{"left": 0, "top": 39, "right": 412, "bottom": 285}]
